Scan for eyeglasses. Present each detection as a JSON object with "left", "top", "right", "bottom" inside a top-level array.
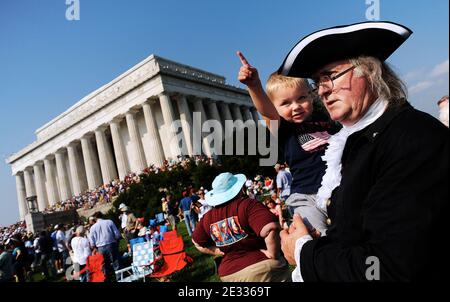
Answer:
[{"left": 310, "top": 65, "right": 356, "bottom": 93}]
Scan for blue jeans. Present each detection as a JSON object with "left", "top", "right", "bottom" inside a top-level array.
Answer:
[
  {"left": 61, "top": 250, "right": 70, "bottom": 271},
  {"left": 98, "top": 242, "right": 120, "bottom": 282},
  {"left": 183, "top": 210, "right": 196, "bottom": 236}
]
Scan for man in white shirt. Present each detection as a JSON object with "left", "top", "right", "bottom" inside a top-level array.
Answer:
[
  {"left": 71, "top": 226, "right": 91, "bottom": 282},
  {"left": 118, "top": 203, "right": 128, "bottom": 231},
  {"left": 197, "top": 190, "right": 212, "bottom": 220},
  {"left": 55, "top": 225, "right": 69, "bottom": 274}
]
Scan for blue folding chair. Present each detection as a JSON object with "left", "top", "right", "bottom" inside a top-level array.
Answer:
[
  {"left": 159, "top": 225, "right": 169, "bottom": 239},
  {"left": 155, "top": 213, "right": 165, "bottom": 225},
  {"left": 115, "top": 241, "right": 158, "bottom": 282},
  {"left": 129, "top": 237, "right": 145, "bottom": 249}
]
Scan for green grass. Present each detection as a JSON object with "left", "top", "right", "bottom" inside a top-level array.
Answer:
[
  {"left": 118, "top": 221, "right": 220, "bottom": 282},
  {"left": 29, "top": 269, "right": 67, "bottom": 282},
  {"left": 29, "top": 221, "right": 220, "bottom": 282},
  {"left": 170, "top": 221, "right": 220, "bottom": 282}
]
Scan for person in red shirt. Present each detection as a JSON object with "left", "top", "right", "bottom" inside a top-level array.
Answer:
[{"left": 192, "top": 172, "right": 291, "bottom": 282}]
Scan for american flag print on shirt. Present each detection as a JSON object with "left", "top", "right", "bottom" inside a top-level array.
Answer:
[{"left": 298, "top": 131, "right": 331, "bottom": 152}]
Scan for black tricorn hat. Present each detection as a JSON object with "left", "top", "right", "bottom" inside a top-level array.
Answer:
[{"left": 278, "top": 21, "right": 412, "bottom": 78}]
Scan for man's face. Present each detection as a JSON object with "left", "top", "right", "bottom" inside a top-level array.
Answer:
[
  {"left": 270, "top": 84, "right": 313, "bottom": 123},
  {"left": 439, "top": 99, "right": 449, "bottom": 110},
  {"left": 313, "top": 60, "right": 376, "bottom": 126}
]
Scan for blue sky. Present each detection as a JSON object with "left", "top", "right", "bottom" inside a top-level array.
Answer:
[{"left": 0, "top": 0, "right": 448, "bottom": 226}]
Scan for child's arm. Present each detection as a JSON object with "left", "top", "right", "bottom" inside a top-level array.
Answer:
[{"left": 237, "top": 51, "right": 280, "bottom": 133}]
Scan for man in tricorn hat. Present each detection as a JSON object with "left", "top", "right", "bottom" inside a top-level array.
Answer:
[{"left": 279, "top": 21, "right": 448, "bottom": 281}]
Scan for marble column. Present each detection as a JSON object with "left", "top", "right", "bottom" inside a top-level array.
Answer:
[
  {"left": 15, "top": 173, "right": 28, "bottom": 220},
  {"left": 81, "top": 135, "right": 102, "bottom": 190},
  {"left": 231, "top": 103, "right": 244, "bottom": 121},
  {"left": 174, "top": 95, "right": 194, "bottom": 157},
  {"left": 242, "top": 106, "right": 255, "bottom": 123},
  {"left": 95, "top": 126, "right": 118, "bottom": 184},
  {"left": 125, "top": 110, "right": 147, "bottom": 173},
  {"left": 33, "top": 162, "right": 49, "bottom": 211},
  {"left": 218, "top": 102, "right": 235, "bottom": 138},
  {"left": 142, "top": 101, "right": 165, "bottom": 167},
  {"left": 55, "top": 150, "right": 72, "bottom": 201},
  {"left": 44, "top": 156, "right": 60, "bottom": 206},
  {"left": 110, "top": 118, "right": 130, "bottom": 180},
  {"left": 250, "top": 108, "right": 260, "bottom": 124},
  {"left": 159, "top": 93, "right": 182, "bottom": 158},
  {"left": 67, "top": 142, "right": 86, "bottom": 196},
  {"left": 206, "top": 101, "right": 224, "bottom": 136},
  {"left": 23, "top": 168, "right": 36, "bottom": 198},
  {"left": 193, "top": 98, "right": 212, "bottom": 157}
]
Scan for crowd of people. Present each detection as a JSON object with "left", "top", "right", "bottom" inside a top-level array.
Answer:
[
  {"left": 0, "top": 154, "right": 245, "bottom": 282},
  {"left": 40, "top": 155, "right": 214, "bottom": 215},
  {"left": 2, "top": 21, "right": 448, "bottom": 283},
  {"left": 2, "top": 154, "right": 212, "bottom": 227},
  {"left": 120, "top": 164, "right": 287, "bottom": 244},
  {"left": 0, "top": 164, "right": 287, "bottom": 283},
  {"left": 0, "top": 210, "right": 165, "bottom": 282}
]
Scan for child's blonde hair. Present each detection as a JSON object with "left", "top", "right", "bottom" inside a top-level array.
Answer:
[{"left": 265, "top": 72, "right": 311, "bottom": 99}]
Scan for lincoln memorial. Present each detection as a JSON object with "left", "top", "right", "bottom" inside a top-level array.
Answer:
[{"left": 6, "top": 55, "right": 259, "bottom": 220}]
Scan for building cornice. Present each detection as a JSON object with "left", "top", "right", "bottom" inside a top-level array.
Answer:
[{"left": 6, "top": 54, "right": 250, "bottom": 165}]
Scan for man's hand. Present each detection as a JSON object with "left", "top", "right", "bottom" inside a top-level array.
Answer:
[
  {"left": 280, "top": 214, "right": 309, "bottom": 265},
  {"left": 192, "top": 239, "right": 225, "bottom": 257},
  {"left": 237, "top": 51, "right": 261, "bottom": 88},
  {"left": 259, "top": 248, "right": 275, "bottom": 259}
]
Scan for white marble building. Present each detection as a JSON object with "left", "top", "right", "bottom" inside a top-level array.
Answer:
[{"left": 6, "top": 55, "right": 259, "bottom": 220}]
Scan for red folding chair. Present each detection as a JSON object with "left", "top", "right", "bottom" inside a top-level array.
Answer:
[
  {"left": 150, "top": 235, "right": 193, "bottom": 278},
  {"left": 77, "top": 253, "right": 106, "bottom": 282},
  {"left": 161, "top": 230, "right": 178, "bottom": 240}
]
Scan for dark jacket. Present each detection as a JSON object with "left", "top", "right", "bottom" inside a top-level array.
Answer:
[
  {"left": 38, "top": 234, "right": 54, "bottom": 255},
  {"left": 300, "top": 101, "right": 449, "bottom": 281}
]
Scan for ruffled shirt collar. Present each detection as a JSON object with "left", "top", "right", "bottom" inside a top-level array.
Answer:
[{"left": 316, "top": 98, "right": 389, "bottom": 211}]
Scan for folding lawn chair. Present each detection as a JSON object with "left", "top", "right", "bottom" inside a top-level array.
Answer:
[
  {"left": 150, "top": 234, "right": 193, "bottom": 279},
  {"left": 129, "top": 237, "right": 145, "bottom": 248},
  {"left": 161, "top": 230, "right": 177, "bottom": 240},
  {"left": 77, "top": 253, "right": 106, "bottom": 282},
  {"left": 155, "top": 212, "right": 165, "bottom": 225},
  {"left": 159, "top": 225, "right": 168, "bottom": 238},
  {"left": 115, "top": 240, "right": 160, "bottom": 282}
]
